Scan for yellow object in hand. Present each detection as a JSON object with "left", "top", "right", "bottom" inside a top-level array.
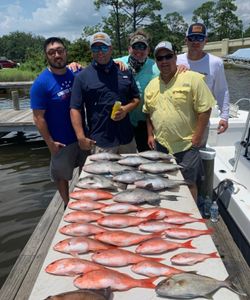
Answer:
[{"left": 111, "top": 101, "right": 121, "bottom": 120}]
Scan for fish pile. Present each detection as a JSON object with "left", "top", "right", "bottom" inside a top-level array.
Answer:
[{"left": 42, "top": 151, "right": 244, "bottom": 299}]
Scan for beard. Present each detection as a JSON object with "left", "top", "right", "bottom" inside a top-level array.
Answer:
[{"left": 48, "top": 57, "right": 67, "bottom": 69}]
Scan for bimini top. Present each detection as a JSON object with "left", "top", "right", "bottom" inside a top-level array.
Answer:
[{"left": 225, "top": 48, "right": 250, "bottom": 62}]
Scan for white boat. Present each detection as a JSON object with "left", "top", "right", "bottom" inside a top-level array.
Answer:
[{"left": 206, "top": 98, "right": 250, "bottom": 265}]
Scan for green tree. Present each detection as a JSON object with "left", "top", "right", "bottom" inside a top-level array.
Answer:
[
  {"left": 121, "top": 0, "right": 162, "bottom": 32},
  {"left": 94, "top": 0, "right": 123, "bottom": 54},
  {"left": 145, "top": 15, "right": 166, "bottom": 51},
  {"left": 244, "top": 25, "right": 250, "bottom": 37},
  {"left": 164, "top": 12, "right": 188, "bottom": 52},
  {"left": 192, "top": 1, "right": 216, "bottom": 33},
  {"left": 214, "top": 0, "right": 243, "bottom": 40},
  {"left": 67, "top": 38, "right": 92, "bottom": 65}
]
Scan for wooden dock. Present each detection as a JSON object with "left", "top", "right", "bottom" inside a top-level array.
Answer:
[
  {"left": 0, "top": 169, "right": 249, "bottom": 299},
  {"left": 0, "top": 108, "right": 36, "bottom": 132}
]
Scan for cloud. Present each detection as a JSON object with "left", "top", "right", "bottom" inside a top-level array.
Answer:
[{"left": 0, "top": 0, "right": 249, "bottom": 41}]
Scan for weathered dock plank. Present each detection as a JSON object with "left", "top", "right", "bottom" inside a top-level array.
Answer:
[
  {"left": 0, "top": 109, "right": 36, "bottom": 132},
  {"left": 0, "top": 170, "right": 79, "bottom": 300},
  {"left": 0, "top": 82, "right": 33, "bottom": 89}
]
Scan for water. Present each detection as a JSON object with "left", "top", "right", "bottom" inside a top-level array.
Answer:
[{"left": 0, "top": 67, "right": 249, "bottom": 288}]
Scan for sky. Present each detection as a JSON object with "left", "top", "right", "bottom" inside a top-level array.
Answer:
[{"left": 0, "top": 0, "right": 249, "bottom": 41}]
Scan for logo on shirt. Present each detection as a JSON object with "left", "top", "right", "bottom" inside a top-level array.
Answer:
[{"left": 57, "top": 80, "right": 72, "bottom": 100}]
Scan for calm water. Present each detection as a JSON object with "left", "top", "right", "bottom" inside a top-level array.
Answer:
[{"left": 0, "top": 67, "right": 250, "bottom": 288}]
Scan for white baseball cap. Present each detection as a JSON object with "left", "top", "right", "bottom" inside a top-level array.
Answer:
[
  {"left": 90, "top": 32, "right": 111, "bottom": 46},
  {"left": 154, "top": 41, "right": 173, "bottom": 56}
]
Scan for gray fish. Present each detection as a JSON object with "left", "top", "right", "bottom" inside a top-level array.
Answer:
[
  {"left": 135, "top": 177, "right": 188, "bottom": 191},
  {"left": 76, "top": 175, "right": 116, "bottom": 190},
  {"left": 112, "top": 170, "right": 146, "bottom": 184},
  {"left": 138, "top": 150, "right": 174, "bottom": 161},
  {"left": 117, "top": 155, "right": 152, "bottom": 166},
  {"left": 88, "top": 152, "right": 121, "bottom": 161},
  {"left": 156, "top": 273, "right": 246, "bottom": 299},
  {"left": 44, "top": 288, "right": 112, "bottom": 300},
  {"left": 138, "top": 162, "right": 182, "bottom": 174},
  {"left": 83, "top": 161, "right": 133, "bottom": 175},
  {"left": 112, "top": 188, "right": 178, "bottom": 205}
]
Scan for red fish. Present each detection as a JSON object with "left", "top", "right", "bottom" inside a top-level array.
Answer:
[
  {"left": 53, "top": 237, "right": 114, "bottom": 256},
  {"left": 45, "top": 258, "right": 103, "bottom": 276},
  {"left": 91, "top": 248, "right": 164, "bottom": 267},
  {"left": 73, "top": 268, "right": 156, "bottom": 291},
  {"left": 95, "top": 230, "right": 162, "bottom": 247},
  {"left": 163, "top": 215, "right": 206, "bottom": 225},
  {"left": 101, "top": 203, "right": 143, "bottom": 214},
  {"left": 68, "top": 199, "right": 106, "bottom": 211},
  {"left": 135, "top": 207, "right": 191, "bottom": 219},
  {"left": 97, "top": 212, "right": 159, "bottom": 228},
  {"left": 59, "top": 222, "right": 106, "bottom": 237},
  {"left": 64, "top": 211, "right": 103, "bottom": 223},
  {"left": 131, "top": 260, "right": 185, "bottom": 277},
  {"left": 139, "top": 221, "right": 181, "bottom": 233},
  {"left": 69, "top": 189, "right": 113, "bottom": 200},
  {"left": 170, "top": 251, "right": 220, "bottom": 265},
  {"left": 135, "top": 238, "right": 195, "bottom": 254},
  {"left": 164, "top": 227, "right": 214, "bottom": 239}
]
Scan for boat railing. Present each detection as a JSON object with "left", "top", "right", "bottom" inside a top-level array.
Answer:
[{"left": 232, "top": 98, "right": 250, "bottom": 172}]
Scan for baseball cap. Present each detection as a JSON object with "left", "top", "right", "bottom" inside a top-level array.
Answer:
[
  {"left": 154, "top": 41, "right": 173, "bottom": 56},
  {"left": 130, "top": 34, "right": 148, "bottom": 46},
  {"left": 186, "top": 23, "right": 207, "bottom": 37},
  {"left": 90, "top": 32, "right": 111, "bottom": 46}
]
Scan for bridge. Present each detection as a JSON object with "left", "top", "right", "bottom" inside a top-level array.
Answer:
[{"left": 182, "top": 37, "right": 250, "bottom": 57}]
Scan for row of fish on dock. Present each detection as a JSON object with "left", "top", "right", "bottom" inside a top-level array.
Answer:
[{"left": 44, "top": 151, "right": 246, "bottom": 299}]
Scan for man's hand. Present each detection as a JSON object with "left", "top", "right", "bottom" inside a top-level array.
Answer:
[
  {"left": 147, "top": 135, "right": 156, "bottom": 150},
  {"left": 78, "top": 137, "right": 96, "bottom": 151},
  {"left": 112, "top": 107, "right": 127, "bottom": 121},
  {"left": 217, "top": 119, "right": 228, "bottom": 134},
  {"left": 48, "top": 141, "right": 66, "bottom": 155}
]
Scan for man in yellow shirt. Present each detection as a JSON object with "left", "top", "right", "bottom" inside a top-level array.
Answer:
[{"left": 143, "top": 41, "right": 216, "bottom": 200}]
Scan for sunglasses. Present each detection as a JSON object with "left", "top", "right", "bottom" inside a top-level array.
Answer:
[
  {"left": 187, "top": 35, "right": 205, "bottom": 42},
  {"left": 156, "top": 53, "right": 174, "bottom": 62},
  {"left": 91, "top": 45, "right": 110, "bottom": 53},
  {"left": 46, "top": 47, "right": 66, "bottom": 56},
  {"left": 132, "top": 43, "right": 147, "bottom": 51}
]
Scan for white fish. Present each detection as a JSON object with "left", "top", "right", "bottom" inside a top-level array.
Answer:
[
  {"left": 117, "top": 156, "right": 152, "bottom": 166},
  {"left": 156, "top": 273, "right": 246, "bottom": 299},
  {"left": 76, "top": 175, "right": 115, "bottom": 190},
  {"left": 138, "top": 150, "right": 174, "bottom": 161},
  {"left": 88, "top": 152, "right": 121, "bottom": 161},
  {"left": 135, "top": 177, "right": 188, "bottom": 191},
  {"left": 83, "top": 161, "right": 133, "bottom": 175},
  {"left": 138, "top": 162, "right": 182, "bottom": 174},
  {"left": 112, "top": 170, "right": 146, "bottom": 184}
]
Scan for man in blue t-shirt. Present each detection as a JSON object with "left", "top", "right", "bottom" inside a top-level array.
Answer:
[
  {"left": 70, "top": 32, "right": 140, "bottom": 154},
  {"left": 30, "top": 37, "right": 86, "bottom": 206}
]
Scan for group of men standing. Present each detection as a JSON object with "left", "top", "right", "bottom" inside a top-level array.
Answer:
[{"left": 30, "top": 23, "right": 229, "bottom": 205}]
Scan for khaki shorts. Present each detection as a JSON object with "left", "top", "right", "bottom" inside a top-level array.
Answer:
[
  {"left": 50, "top": 142, "right": 87, "bottom": 181},
  {"left": 92, "top": 138, "right": 137, "bottom": 154}
]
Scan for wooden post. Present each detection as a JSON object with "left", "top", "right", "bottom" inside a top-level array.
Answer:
[{"left": 11, "top": 90, "right": 20, "bottom": 110}]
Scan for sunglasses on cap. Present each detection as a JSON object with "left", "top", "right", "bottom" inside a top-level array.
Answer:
[
  {"left": 91, "top": 45, "right": 110, "bottom": 53},
  {"left": 187, "top": 35, "right": 205, "bottom": 42},
  {"left": 132, "top": 43, "right": 147, "bottom": 51},
  {"left": 156, "top": 53, "right": 174, "bottom": 62}
]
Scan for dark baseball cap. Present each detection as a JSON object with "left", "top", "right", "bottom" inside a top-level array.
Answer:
[{"left": 186, "top": 23, "right": 207, "bottom": 37}]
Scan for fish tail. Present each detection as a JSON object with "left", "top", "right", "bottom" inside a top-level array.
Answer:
[
  {"left": 182, "top": 240, "right": 196, "bottom": 249},
  {"left": 206, "top": 227, "right": 214, "bottom": 235},
  {"left": 199, "top": 218, "right": 207, "bottom": 223},
  {"left": 150, "top": 256, "right": 165, "bottom": 262},
  {"left": 224, "top": 277, "right": 247, "bottom": 296},
  {"left": 209, "top": 251, "right": 220, "bottom": 258},
  {"left": 146, "top": 211, "right": 160, "bottom": 221},
  {"left": 140, "top": 276, "right": 158, "bottom": 289}
]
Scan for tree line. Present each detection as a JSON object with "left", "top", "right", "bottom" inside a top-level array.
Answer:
[{"left": 0, "top": 0, "right": 249, "bottom": 73}]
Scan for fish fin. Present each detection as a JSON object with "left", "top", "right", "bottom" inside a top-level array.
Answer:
[
  {"left": 182, "top": 240, "right": 196, "bottom": 249},
  {"left": 145, "top": 183, "right": 154, "bottom": 189},
  {"left": 206, "top": 227, "right": 214, "bottom": 235},
  {"left": 160, "top": 194, "right": 179, "bottom": 201},
  {"left": 209, "top": 251, "right": 220, "bottom": 258},
  {"left": 115, "top": 182, "right": 127, "bottom": 190},
  {"left": 146, "top": 211, "right": 160, "bottom": 221},
  {"left": 140, "top": 276, "right": 158, "bottom": 289},
  {"left": 224, "top": 275, "right": 247, "bottom": 296},
  {"left": 70, "top": 251, "right": 80, "bottom": 258}
]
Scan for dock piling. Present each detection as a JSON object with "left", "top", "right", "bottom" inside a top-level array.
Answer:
[{"left": 11, "top": 90, "right": 20, "bottom": 110}]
